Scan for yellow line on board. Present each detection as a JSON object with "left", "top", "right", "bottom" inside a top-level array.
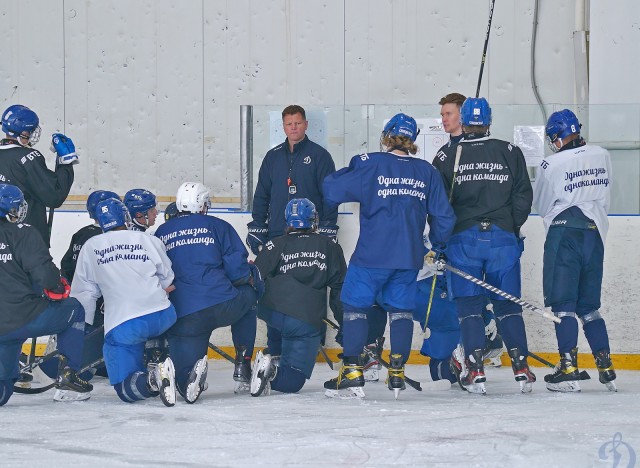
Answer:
[{"left": 24, "top": 343, "right": 639, "bottom": 371}]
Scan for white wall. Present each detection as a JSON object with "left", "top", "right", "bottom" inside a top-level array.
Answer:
[
  {"left": 50, "top": 212, "right": 640, "bottom": 354},
  {"left": 1, "top": 0, "right": 581, "bottom": 198}
]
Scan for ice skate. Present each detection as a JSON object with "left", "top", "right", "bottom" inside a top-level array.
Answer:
[
  {"left": 360, "top": 348, "right": 380, "bottom": 383},
  {"left": 233, "top": 345, "right": 252, "bottom": 393},
  {"left": 250, "top": 350, "right": 277, "bottom": 397},
  {"left": 449, "top": 344, "right": 468, "bottom": 391},
  {"left": 53, "top": 389, "right": 91, "bottom": 402},
  {"left": 184, "top": 356, "right": 208, "bottom": 403},
  {"left": 324, "top": 355, "right": 365, "bottom": 399},
  {"left": 55, "top": 356, "right": 93, "bottom": 397},
  {"left": 594, "top": 349, "right": 617, "bottom": 392},
  {"left": 148, "top": 357, "right": 176, "bottom": 406},
  {"left": 508, "top": 348, "right": 536, "bottom": 393},
  {"left": 545, "top": 348, "right": 581, "bottom": 393},
  {"left": 459, "top": 349, "right": 486, "bottom": 395},
  {"left": 386, "top": 353, "right": 406, "bottom": 399}
]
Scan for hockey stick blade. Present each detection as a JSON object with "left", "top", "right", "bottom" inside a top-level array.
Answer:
[
  {"left": 13, "top": 357, "right": 105, "bottom": 395},
  {"left": 208, "top": 342, "right": 235, "bottom": 363},
  {"left": 318, "top": 345, "right": 334, "bottom": 370}
]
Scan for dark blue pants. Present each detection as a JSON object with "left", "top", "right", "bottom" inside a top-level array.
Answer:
[
  {"left": 167, "top": 285, "right": 257, "bottom": 395},
  {"left": 0, "top": 298, "right": 85, "bottom": 406}
]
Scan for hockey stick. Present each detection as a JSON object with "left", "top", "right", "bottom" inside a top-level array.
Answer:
[
  {"left": 318, "top": 345, "right": 334, "bottom": 370},
  {"left": 208, "top": 342, "right": 235, "bottom": 363},
  {"left": 322, "top": 318, "right": 425, "bottom": 392},
  {"left": 13, "top": 356, "right": 105, "bottom": 395},
  {"left": 527, "top": 351, "right": 591, "bottom": 380},
  {"left": 475, "top": 0, "right": 496, "bottom": 98},
  {"left": 436, "top": 261, "right": 560, "bottom": 324}
]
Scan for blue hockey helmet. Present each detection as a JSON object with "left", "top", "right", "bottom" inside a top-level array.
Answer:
[
  {"left": 86, "top": 190, "right": 120, "bottom": 220},
  {"left": 460, "top": 97, "right": 492, "bottom": 127},
  {"left": 123, "top": 188, "right": 157, "bottom": 216},
  {"left": 1, "top": 104, "right": 41, "bottom": 146},
  {"left": 164, "top": 201, "right": 179, "bottom": 222},
  {"left": 285, "top": 198, "right": 318, "bottom": 230},
  {"left": 0, "top": 183, "right": 28, "bottom": 223},
  {"left": 545, "top": 109, "right": 581, "bottom": 152},
  {"left": 382, "top": 113, "right": 419, "bottom": 142},
  {"left": 96, "top": 198, "right": 132, "bottom": 232}
]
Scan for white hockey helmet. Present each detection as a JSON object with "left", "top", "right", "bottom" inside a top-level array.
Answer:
[{"left": 176, "top": 182, "right": 210, "bottom": 214}]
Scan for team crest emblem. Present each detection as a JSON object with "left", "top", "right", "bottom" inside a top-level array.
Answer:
[{"left": 303, "top": 156, "right": 311, "bottom": 164}]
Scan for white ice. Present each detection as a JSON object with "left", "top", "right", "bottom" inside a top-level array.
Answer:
[{"left": 2, "top": 361, "right": 638, "bottom": 467}]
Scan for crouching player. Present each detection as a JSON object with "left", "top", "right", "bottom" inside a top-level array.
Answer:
[
  {"left": 250, "top": 198, "right": 347, "bottom": 396},
  {"left": 0, "top": 184, "right": 91, "bottom": 405},
  {"left": 155, "top": 182, "right": 261, "bottom": 402},
  {"left": 71, "top": 198, "right": 178, "bottom": 406}
]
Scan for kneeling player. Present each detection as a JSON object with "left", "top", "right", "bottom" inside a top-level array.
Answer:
[
  {"left": 0, "top": 184, "right": 92, "bottom": 405},
  {"left": 155, "top": 182, "right": 261, "bottom": 402},
  {"left": 250, "top": 198, "right": 346, "bottom": 396},
  {"left": 72, "top": 198, "right": 178, "bottom": 406}
]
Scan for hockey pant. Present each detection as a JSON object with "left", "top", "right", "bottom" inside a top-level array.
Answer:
[
  {"left": 104, "top": 305, "right": 176, "bottom": 402},
  {"left": 167, "top": 284, "right": 257, "bottom": 396},
  {"left": 0, "top": 298, "right": 85, "bottom": 406}
]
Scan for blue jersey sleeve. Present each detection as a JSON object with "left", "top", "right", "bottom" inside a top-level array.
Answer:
[
  {"left": 219, "top": 221, "right": 251, "bottom": 283},
  {"left": 322, "top": 155, "right": 365, "bottom": 207},
  {"left": 425, "top": 167, "right": 456, "bottom": 248}
]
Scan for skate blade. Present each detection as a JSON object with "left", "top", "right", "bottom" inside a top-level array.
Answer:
[
  {"left": 159, "top": 380, "right": 176, "bottom": 407},
  {"left": 234, "top": 381, "right": 250, "bottom": 394},
  {"left": 53, "top": 389, "right": 91, "bottom": 402},
  {"left": 546, "top": 381, "right": 581, "bottom": 393},
  {"left": 324, "top": 387, "right": 365, "bottom": 400},
  {"left": 463, "top": 382, "right": 486, "bottom": 394},
  {"left": 604, "top": 381, "right": 617, "bottom": 392},
  {"left": 393, "top": 388, "right": 401, "bottom": 400},
  {"left": 520, "top": 381, "right": 533, "bottom": 393}
]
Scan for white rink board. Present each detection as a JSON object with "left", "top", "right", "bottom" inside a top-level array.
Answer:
[{"left": 49, "top": 211, "right": 640, "bottom": 354}]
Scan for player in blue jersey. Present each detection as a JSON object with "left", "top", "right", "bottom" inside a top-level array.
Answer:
[
  {"left": 155, "top": 182, "right": 262, "bottom": 402},
  {"left": 322, "top": 113, "right": 456, "bottom": 399}
]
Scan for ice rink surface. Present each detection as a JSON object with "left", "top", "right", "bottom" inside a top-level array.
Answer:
[{"left": 1, "top": 360, "right": 638, "bottom": 468}]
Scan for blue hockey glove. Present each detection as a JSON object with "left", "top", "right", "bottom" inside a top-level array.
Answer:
[
  {"left": 248, "top": 263, "right": 265, "bottom": 300},
  {"left": 317, "top": 224, "right": 339, "bottom": 242},
  {"left": 246, "top": 221, "right": 268, "bottom": 255},
  {"left": 50, "top": 133, "right": 78, "bottom": 165}
]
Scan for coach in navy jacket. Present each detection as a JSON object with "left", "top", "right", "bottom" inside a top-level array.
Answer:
[{"left": 246, "top": 105, "right": 338, "bottom": 254}]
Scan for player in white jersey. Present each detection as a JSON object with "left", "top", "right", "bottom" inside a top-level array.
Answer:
[
  {"left": 71, "top": 198, "right": 179, "bottom": 405},
  {"left": 534, "top": 109, "right": 616, "bottom": 392}
]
